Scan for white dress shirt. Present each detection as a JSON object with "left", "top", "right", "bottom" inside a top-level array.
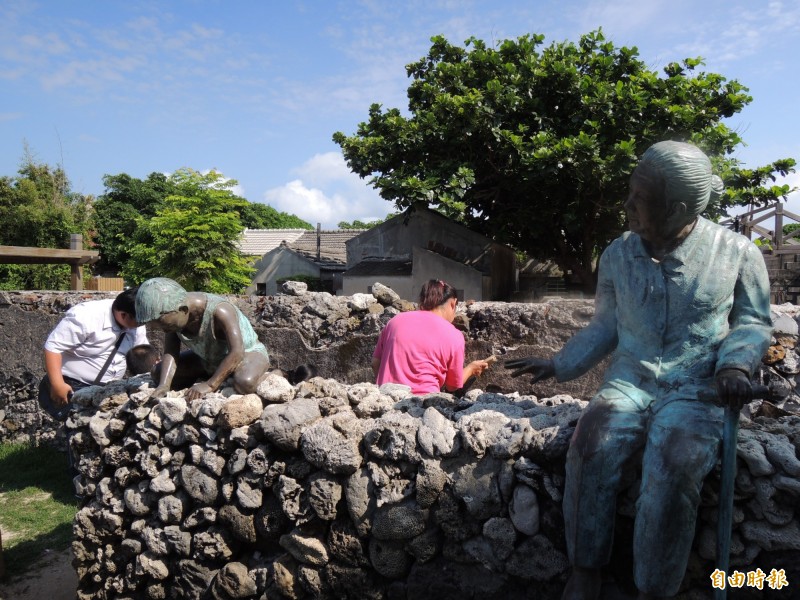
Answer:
[{"left": 44, "top": 298, "right": 149, "bottom": 384}]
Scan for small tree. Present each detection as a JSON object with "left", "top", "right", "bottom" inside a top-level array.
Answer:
[
  {"left": 96, "top": 172, "right": 313, "bottom": 274},
  {"left": 122, "top": 168, "right": 253, "bottom": 293}
]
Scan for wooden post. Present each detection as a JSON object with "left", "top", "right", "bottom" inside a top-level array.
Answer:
[
  {"left": 775, "top": 203, "right": 784, "bottom": 251},
  {"left": 70, "top": 234, "right": 83, "bottom": 291}
]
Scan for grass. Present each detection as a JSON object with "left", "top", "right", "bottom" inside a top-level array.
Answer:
[{"left": 0, "top": 442, "right": 78, "bottom": 580}]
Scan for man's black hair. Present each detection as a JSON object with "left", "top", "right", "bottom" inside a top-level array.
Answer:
[
  {"left": 112, "top": 286, "right": 140, "bottom": 315},
  {"left": 126, "top": 344, "right": 160, "bottom": 376}
]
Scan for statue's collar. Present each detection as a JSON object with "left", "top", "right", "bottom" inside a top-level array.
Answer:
[{"left": 631, "top": 216, "right": 708, "bottom": 264}]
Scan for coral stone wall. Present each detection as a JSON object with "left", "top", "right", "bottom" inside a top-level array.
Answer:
[
  {"left": 0, "top": 285, "right": 605, "bottom": 448},
  {"left": 68, "top": 373, "right": 799, "bottom": 600},
  {"left": 1, "top": 287, "right": 800, "bottom": 598}
]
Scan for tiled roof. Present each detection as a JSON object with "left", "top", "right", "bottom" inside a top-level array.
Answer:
[
  {"left": 238, "top": 229, "right": 307, "bottom": 256},
  {"left": 288, "top": 230, "right": 366, "bottom": 268}
]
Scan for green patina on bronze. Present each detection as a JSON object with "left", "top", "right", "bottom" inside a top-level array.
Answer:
[{"left": 135, "top": 277, "right": 188, "bottom": 323}]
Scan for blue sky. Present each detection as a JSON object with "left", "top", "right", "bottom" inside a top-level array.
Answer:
[{"left": 2, "top": 0, "right": 799, "bottom": 229}]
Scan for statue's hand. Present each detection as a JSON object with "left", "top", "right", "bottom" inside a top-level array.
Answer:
[
  {"left": 150, "top": 385, "right": 170, "bottom": 400},
  {"left": 715, "top": 368, "right": 752, "bottom": 411},
  {"left": 504, "top": 357, "right": 555, "bottom": 383},
  {"left": 186, "top": 381, "right": 213, "bottom": 402}
]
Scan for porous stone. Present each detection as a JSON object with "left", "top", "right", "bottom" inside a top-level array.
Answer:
[
  {"left": 217, "top": 394, "right": 263, "bottom": 430},
  {"left": 368, "top": 538, "right": 412, "bottom": 579},
  {"left": 261, "top": 398, "right": 321, "bottom": 451},
  {"left": 157, "top": 494, "right": 185, "bottom": 524},
  {"left": 417, "top": 407, "right": 459, "bottom": 457},
  {"left": 506, "top": 534, "right": 569, "bottom": 581},
  {"left": 136, "top": 552, "right": 169, "bottom": 580},
  {"left": 509, "top": 483, "right": 540, "bottom": 536},
  {"left": 364, "top": 412, "right": 422, "bottom": 463},
  {"left": 235, "top": 474, "right": 263, "bottom": 509},
  {"left": 163, "top": 525, "right": 191, "bottom": 557},
  {"left": 257, "top": 371, "right": 296, "bottom": 403},
  {"left": 282, "top": 280, "right": 308, "bottom": 295},
  {"left": 740, "top": 520, "right": 800, "bottom": 551},
  {"left": 348, "top": 293, "right": 378, "bottom": 311},
  {"left": 371, "top": 504, "right": 427, "bottom": 541},
  {"left": 219, "top": 504, "right": 257, "bottom": 543},
  {"left": 211, "top": 561, "right": 256, "bottom": 598},
  {"left": 173, "top": 559, "right": 218, "bottom": 599},
  {"left": 301, "top": 419, "right": 362, "bottom": 475},
  {"left": 451, "top": 455, "right": 504, "bottom": 520},
  {"left": 180, "top": 465, "right": 219, "bottom": 505},
  {"left": 345, "top": 466, "right": 376, "bottom": 537},
  {"left": 308, "top": 472, "right": 342, "bottom": 521},
  {"left": 150, "top": 468, "right": 176, "bottom": 494},
  {"left": 280, "top": 527, "right": 330, "bottom": 566},
  {"left": 157, "top": 397, "right": 188, "bottom": 429}
]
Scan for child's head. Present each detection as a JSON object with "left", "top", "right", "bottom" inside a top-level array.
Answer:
[
  {"left": 135, "top": 277, "right": 188, "bottom": 324},
  {"left": 126, "top": 344, "right": 160, "bottom": 376}
]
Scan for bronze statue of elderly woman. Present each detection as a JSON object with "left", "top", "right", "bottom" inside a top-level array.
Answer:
[{"left": 506, "top": 141, "right": 772, "bottom": 599}]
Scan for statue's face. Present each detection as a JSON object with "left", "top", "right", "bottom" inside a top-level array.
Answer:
[
  {"left": 624, "top": 174, "right": 670, "bottom": 243},
  {"left": 154, "top": 308, "right": 189, "bottom": 333}
]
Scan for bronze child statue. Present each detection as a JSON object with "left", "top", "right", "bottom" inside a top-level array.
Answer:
[{"left": 135, "top": 277, "right": 270, "bottom": 401}]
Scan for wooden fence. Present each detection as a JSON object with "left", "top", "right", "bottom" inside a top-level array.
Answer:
[
  {"left": 85, "top": 277, "right": 125, "bottom": 291},
  {"left": 0, "top": 234, "right": 98, "bottom": 290},
  {"left": 721, "top": 203, "right": 800, "bottom": 303}
]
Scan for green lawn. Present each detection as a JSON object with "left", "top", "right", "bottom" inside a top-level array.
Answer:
[{"left": 0, "top": 442, "right": 78, "bottom": 580}]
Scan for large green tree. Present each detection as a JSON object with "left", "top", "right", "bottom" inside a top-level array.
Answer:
[
  {"left": 0, "top": 151, "right": 93, "bottom": 290},
  {"left": 333, "top": 31, "right": 795, "bottom": 290},
  {"left": 122, "top": 168, "right": 254, "bottom": 293}
]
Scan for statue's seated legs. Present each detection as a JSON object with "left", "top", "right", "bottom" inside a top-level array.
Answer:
[{"left": 563, "top": 388, "right": 723, "bottom": 597}]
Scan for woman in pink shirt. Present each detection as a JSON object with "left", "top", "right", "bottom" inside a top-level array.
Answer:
[{"left": 372, "top": 279, "right": 490, "bottom": 394}]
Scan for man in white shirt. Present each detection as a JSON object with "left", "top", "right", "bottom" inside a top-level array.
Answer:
[{"left": 39, "top": 287, "right": 149, "bottom": 420}]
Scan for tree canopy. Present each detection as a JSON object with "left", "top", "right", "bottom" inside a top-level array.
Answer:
[
  {"left": 0, "top": 149, "right": 93, "bottom": 290},
  {"left": 122, "top": 169, "right": 254, "bottom": 293},
  {"left": 1, "top": 147, "right": 313, "bottom": 291},
  {"left": 333, "top": 30, "right": 796, "bottom": 290},
  {"left": 93, "top": 172, "right": 178, "bottom": 274},
  {"left": 240, "top": 202, "right": 313, "bottom": 230},
  {"left": 93, "top": 171, "right": 312, "bottom": 277}
]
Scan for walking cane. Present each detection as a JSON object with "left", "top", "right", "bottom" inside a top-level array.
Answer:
[{"left": 713, "top": 384, "right": 769, "bottom": 600}]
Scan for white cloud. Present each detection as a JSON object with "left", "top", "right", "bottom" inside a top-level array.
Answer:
[
  {"left": 263, "top": 152, "right": 395, "bottom": 228},
  {"left": 291, "top": 152, "right": 350, "bottom": 186}
]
